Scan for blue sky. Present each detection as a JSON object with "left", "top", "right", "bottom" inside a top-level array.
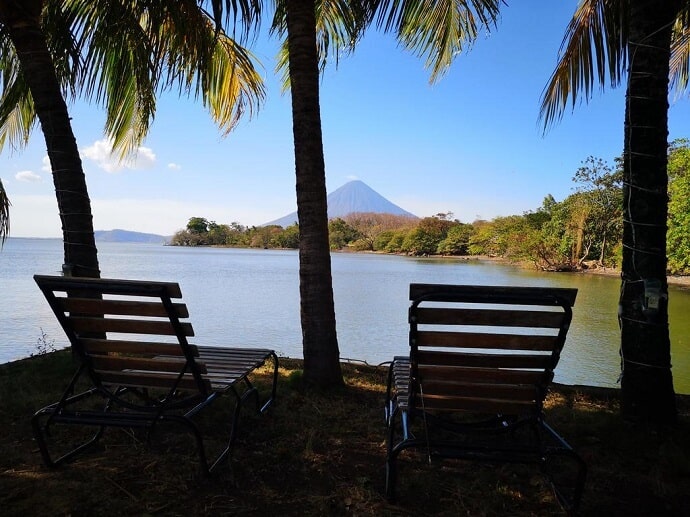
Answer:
[{"left": 4, "top": 1, "right": 690, "bottom": 238}]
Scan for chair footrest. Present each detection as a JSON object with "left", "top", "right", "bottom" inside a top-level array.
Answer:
[{"left": 41, "top": 409, "right": 167, "bottom": 428}]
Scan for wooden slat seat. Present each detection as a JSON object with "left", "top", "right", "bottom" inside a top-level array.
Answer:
[
  {"left": 384, "top": 283, "right": 586, "bottom": 513},
  {"left": 31, "top": 274, "right": 278, "bottom": 475}
]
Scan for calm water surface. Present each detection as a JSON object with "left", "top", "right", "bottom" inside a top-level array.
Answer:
[{"left": 2, "top": 238, "right": 689, "bottom": 393}]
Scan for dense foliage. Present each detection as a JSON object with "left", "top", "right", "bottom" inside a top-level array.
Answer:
[
  {"left": 668, "top": 139, "right": 690, "bottom": 274},
  {"left": 172, "top": 146, "right": 690, "bottom": 275}
]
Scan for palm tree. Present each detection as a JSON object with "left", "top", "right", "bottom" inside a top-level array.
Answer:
[
  {"left": 268, "top": 0, "right": 503, "bottom": 387},
  {"left": 282, "top": 0, "right": 342, "bottom": 386},
  {"left": 0, "top": 0, "right": 264, "bottom": 277},
  {"left": 0, "top": 178, "right": 9, "bottom": 246},
  {"left": 0, "top": 0, "right": 99, "bottom": 276},
  {"left": 541, "top": 0, "right": 683, "bottom": 423}
]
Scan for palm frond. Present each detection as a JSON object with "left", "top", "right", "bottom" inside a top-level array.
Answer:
[
  {"left": 272, "top": 0, "right": 370, "bottom": 91},
  {"left": 0, "top": 32, "right": 37, "bottom": 151},
  {"left": 0, "top": 80, "right": 36, "bottom": 152},
  {"left": 153, "top": 3, "right": 265, "bottom": 137},
  {"left": 373, "top": 0, "right": 502, "bottom": 83},
  {"left": 0, "top": 178, "right": 9, "bottom": 247},
  {"left": 63, "top": 0, "right": 264, "bottom": 159},
  {"left": 670, "top": 2, "right": 690, "bottom": 98},
  {"left": 0, "top": 2, "right": 85, "bottom": 152},
  {"left": 43, "top": 0, "right": 84, "bottom": 100},
  {"left": 539, "top": 0, "right": 629, "bottom": 131},
  {"left": 199, "top": 36, "right": 265, "bottom": 135},
  {"left": 208, "top": 0, "right": 263, "bottom": 43}
]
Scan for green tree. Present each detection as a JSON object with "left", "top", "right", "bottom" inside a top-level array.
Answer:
[
  {"left": 187, "top": 217, "right": 210, "bottom": 234},
  {"left": 343, "top": 212, "right": 416, "bottom": 250},
  {"left": 382, "top": 229, "right": 408, "bottom": 253},
  {"left": 401, "top": 227, "right": 434, "bottom": 255},
  {"left": 273, "top": 223, "right": 300, "bottom": 248},
  {"left": 401, "top": 215, "right": 454, "bottom": 255},
  {"left": 541, "top": 0, "right": 683, "bottom": 422},
  {"left": 667, "top": 139, "right": 690, "bottom": 274},
  {"left": 328, "top": 217, "right": 359, "bottom": 249},
  {"left": 0, "top": 1, "right": 263, "bottom": 277},
  {"left": 250, "top": 225, "right": 283, "bottom": 249},
  {"left": 207, "top": 223, "right": 232, "bottom": 245},
  {"left": 572, "top": 156, "right": 623, "bottom": 266},
  {"left": 467, "top": 219, "right": 495, "bottom": 256},
  {"left": 170, "top": 229, "right": 192, "bottom": 246},
  {"left": 467, "top": 215, "right": 535, "bottom": 260},
  {"left": 373, "top": 230, "right": 393, "bottom": 251},
  {"left": 225, "top": 222, "right": 250, "bottom": 247},
  {"left": 537, "top": 196, "right": 580, "bottom": 270},
  {"left": 437, "top": 222, "right": 473, "bottom": 255}
]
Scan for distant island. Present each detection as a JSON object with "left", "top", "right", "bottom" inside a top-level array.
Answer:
[{"left": 95, "top": 229, "right": 169, "bottom": 244}]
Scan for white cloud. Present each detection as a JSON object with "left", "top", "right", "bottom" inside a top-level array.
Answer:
[
  {"left": 135, "top": 147, "right": 156, "bottom": 169},
  {"left": 82, "top": 138, "right": 157, "bottom": 173},
  {"left": 41, "top": 156, "right": 51, "bottom": 172},
  {"left": 167, "top": 162, "right": 182, "bottom": 170},
  {"left": 15, "top": 170, "right": 42, "bottom": 182}
]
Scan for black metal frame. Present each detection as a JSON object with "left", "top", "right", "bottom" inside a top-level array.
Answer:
[
  {"left": 384, "top": 283, "right": 587, "bottom": 513},
  {"left": 31, "top": 274, "right": 278, "bottom": 475}
]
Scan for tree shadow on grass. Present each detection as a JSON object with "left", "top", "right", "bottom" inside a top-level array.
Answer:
[{"left": 1, "top": 353, "right": 689, "bottom": 516}]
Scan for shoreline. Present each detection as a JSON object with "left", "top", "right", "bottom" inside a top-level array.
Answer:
[
  {"left": 546, "top": 263, "right": 690, "bottom": 288},
  {"left": 425, "top": 253, "right": 690, "bottom": 288},
  {"left": 184, "top": 245, "right": 690, "bottom": 287}
]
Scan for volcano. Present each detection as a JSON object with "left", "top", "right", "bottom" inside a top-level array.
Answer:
[{"left": 265, "top": 180, "right": 417, "bottom": 227}]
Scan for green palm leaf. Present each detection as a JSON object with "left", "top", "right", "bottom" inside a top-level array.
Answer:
[
  {"left": 374, "top": 0, "right": 502, "bottom": 83},
  {"left": 0, "top": 178, "right": 9, "bottom": 246},
  {"left": 670, "top": 3, "right": 690, "bottom": 98},
  {"left": 539, "top": 0, "right": 628, "bottom": 130},
  {"left": 272, "top": 0, "right": 365, "bottom": 90},
  {"left": 0, "top": 0, "right": 265, "bottom": 160}
]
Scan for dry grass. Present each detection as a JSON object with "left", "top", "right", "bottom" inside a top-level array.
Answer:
[{"left": 1, "top": 351, "right": 689, "bottom": 516}]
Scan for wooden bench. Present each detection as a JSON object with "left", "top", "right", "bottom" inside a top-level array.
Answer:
[
  {"left": 384, "top": 283, "right": 586, "bottom": 512},
  {"left": 31, "top": 274, "right": 278, "bottom": 475}
]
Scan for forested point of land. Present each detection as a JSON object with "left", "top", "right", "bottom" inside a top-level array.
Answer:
[{"left": 171, "top": 143, "right": 690, "bottom": 276}]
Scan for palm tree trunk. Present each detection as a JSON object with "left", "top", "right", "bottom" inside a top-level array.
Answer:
[
  {"left": 285, "top": 0, "right": 342, "bottom": 387},
  {"left": 619, "top": 0, "right": 678, "bottom": 423},
  {"left": 1, "top": 3, "right": 100, "bottom": 278}
]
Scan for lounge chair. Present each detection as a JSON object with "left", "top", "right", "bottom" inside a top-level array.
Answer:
[
  {"left": 384, "top": 283, "right": 586, "bottom": 512},
  {"left": 31, "top": 274, "right": 278, "bottom": 475}
]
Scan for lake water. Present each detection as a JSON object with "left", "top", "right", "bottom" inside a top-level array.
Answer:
[{"left": 2, "top": 238, "right": 689, "bottom": 393}]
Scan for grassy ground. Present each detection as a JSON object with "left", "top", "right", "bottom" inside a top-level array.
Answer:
[{"left": 1, "top": 350, "right": 689, "bottom": 516}]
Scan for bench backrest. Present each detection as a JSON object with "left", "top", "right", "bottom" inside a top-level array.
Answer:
[
  {"left": 408, "top": 283, "right": 577, "bottom": 417},
  {"left": 34, "top": 275, "right": 211, "bottom": 395}
]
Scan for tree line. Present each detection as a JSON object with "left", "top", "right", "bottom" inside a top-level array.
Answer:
[{"left": 172, "top": 142, "right": 690, "bottom": 276}]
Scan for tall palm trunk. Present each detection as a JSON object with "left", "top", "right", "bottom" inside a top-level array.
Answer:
[
  {"left": 285, "top": 0, "right": 342, "bottom": 387},
  {"left": 0, "top": 2, "right": 100, "bottom": 278},
  {"left": 619, "top": 0, "right": 678, "bottom": 422}
]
